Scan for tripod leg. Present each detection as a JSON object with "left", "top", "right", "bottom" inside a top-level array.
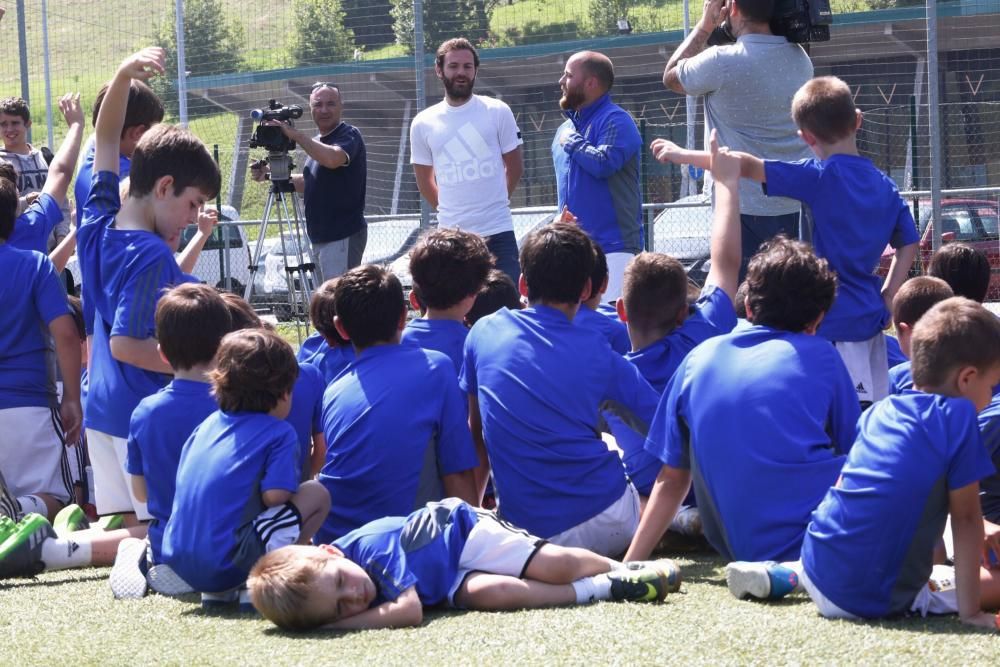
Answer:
[{"left": 244, "top": 192, "right": 278, "bottom": 302}]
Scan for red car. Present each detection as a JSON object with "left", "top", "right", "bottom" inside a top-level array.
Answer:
[{"left": 878, "top": 199, "right": 1000, "bottom": 301}]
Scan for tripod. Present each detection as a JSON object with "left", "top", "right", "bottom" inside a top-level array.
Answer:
[{"left": 244, "top": 152, "right": 317, "bottom": 343}]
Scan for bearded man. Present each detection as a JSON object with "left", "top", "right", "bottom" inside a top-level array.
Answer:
[{"left": 409, "top": 38, "right": 525, "bottom": 284}]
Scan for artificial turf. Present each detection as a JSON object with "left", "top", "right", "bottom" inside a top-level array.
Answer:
[{"left": 3, "top": 551, "right": 997, "bottom": 665}]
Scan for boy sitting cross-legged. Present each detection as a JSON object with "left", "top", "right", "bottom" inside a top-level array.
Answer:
[
  {"left": 726, "top": 297, "right": 1000, "bottom": 629},
  {"left": 161, "top": 329, "right": 330, "bottom": 608},
  {"left": 402, "top": 227, "right": 494, "bottom": 374},
  {"left": 249, "top": 498, "right": 681, "bottom": 631},
  {"left": 315, "top": 265, "right": 479, "bottom": 543}
]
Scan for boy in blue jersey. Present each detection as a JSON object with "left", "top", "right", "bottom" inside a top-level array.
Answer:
[
  {"left": 316, "top": 265, "right": 479, "bottom": 543},
  {"left": 112, "top": 284, "right": 232, "bottom": 598},
  {"left": 575, "top": 241, "right": 630, "bottom": 355},
  {"left": 402, "top": 227, "right": 493, "bottom": 373},
  {"left": 465, "top": 268, "right": 521, "bottom": 327},
  {"left": 625, "top": 151, "right": 860, "bottom": 564},
  {"left": 887, "top": 276, "right": 953, "bottom": 395},
  {"left": 462, "top": 221, "right": 659, "bottom": 556},
  {"left": 3, "top": 94, "right": 84, "bottom": 254},
  {"left": 297, "top": 278, "right": 355, "bottom": 385},
  {"left": 162, "top": 329, "right": 330, "bottom": 604},
  {"left": 0, "top": 178, "right": 81, "bottom": 521},
  {"left": 929, "top": 243, "right": 991, "bottom": 304},
  {"left": 652, "top": 76, "right": 919, "bottom": 406},
  {"left": 249, "top": 498, "right": 680, "bottom": 631},
  {"left": 78, "top": 48, "right": 221, "bottom": 528},
  {"left": 726, "top": 297, "right": 1000, "bottom": 629}
]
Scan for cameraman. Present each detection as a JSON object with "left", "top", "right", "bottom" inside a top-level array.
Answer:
[
  {"left": 251, "top": 83, "right": 367, "bottom": 282},
  {"left": 663, "top": 0, "right": 812, "bottom": 277}
]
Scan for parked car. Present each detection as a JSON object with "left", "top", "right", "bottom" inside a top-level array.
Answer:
[
  {"left": 651, "top": 194, "right": 714, "bottom": 286},
  {"left": 878, "top": 199, "right": 1000, "bottom": 300}
]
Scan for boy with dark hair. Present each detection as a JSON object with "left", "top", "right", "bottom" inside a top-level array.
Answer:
[
  {"left": 161, "top": 329, "right": 330, "bottom": 606},
  {"left": 726, "top": 298, "right": 1000, "bottom": 629},
  {"left": 928, "top": 243, "right": 991, "bottom": 304},
  {"left": 462, "top": 221, "right": 659, "bottom": 556},
  {"left": 887, "top": 276, "right": 954, "bottom": 395},
  {"left": 78, "top": 48, "right": 220, "bottom": 528},
  {"left": 3, "top": 94, "right": 83, "bottom": 254},
  {"left": 0, "top": 177, "right": 81, "bottom": 521},
  {"left": 111, "top": 283, "right": 232, "bottom": 598},
  {"left": 249, "top": 498, "right": 680, "bottom": 631},
  {"left": 297, "top": 278, "right": 356, "bottom": 385},
  {"left": 625, "top": 141, "right": 860, "bottom": 564},
  {"left": 652, "top": 75, "right": 920, "bottom": 406},
  {"left": 316, "top": 265, "right": 479, "bottom": 543},
  {"left": 574, "top": 240, "right": 629, "bottom": 354},
  {"left": 465, "top": 268, "right": 521, "bottom": 326},
  {"left": 402, "top": 228, "right": 494, "bottom": 373}
]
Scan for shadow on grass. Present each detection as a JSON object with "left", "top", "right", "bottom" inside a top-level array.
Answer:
[
  {"left": 0, "top": 572, "right": 108, "bottom": 589},
  {"left": 256, "top": 606, "right": 473, "bottom": 636}
]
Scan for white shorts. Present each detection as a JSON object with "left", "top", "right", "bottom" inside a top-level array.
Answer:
[
  {"left": 448, "top": 510, "right": 545, "bottom": 606},
  {"left": 800, "top": 563, "right": 958, "bottom": 618},
  {"left": 87, "top": 429, "right": 150, "bottom": 520},
  {"left": 603, "top": 252, "right": 635, "bottom": 304},
  {"left": 547, "top": 482, "right": 641, "bottom": 557},
  {"left": 0, "top": 406, "right": 72, "bottom": 503},
  {"left": 834, "top": 335, "right": 889, "bottom": 404}
]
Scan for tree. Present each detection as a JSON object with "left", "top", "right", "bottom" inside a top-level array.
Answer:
[
  {"left": 341, "top": 0, "right": 394, "bottom": 50},
  {"left": 588, "top": 0, "right": 639, "bottom": 37},
  {"left": 391, "top": 0, "right": 498, "bottom": 54},
  {"left": 288, "top": 0, "right": 357, "bottom": 67},
  {"left": 152, "top": 0, "right": 246, "bottom": 119}
]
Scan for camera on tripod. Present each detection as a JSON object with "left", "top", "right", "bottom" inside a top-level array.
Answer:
[
  {"left": 708, "top": 0, "right": 832, "bottom": 46},
  {"left": 249, "top": 99, "right": 304, "bottom": 153}
]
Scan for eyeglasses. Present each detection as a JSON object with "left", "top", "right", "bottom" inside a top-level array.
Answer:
[{"left": 311, "top": 82, "right": 338, "bottom": 92}]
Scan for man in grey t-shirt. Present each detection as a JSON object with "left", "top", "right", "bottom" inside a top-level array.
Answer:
[{"left": 663, "top": 0, "right": 812, "bottom": 278}]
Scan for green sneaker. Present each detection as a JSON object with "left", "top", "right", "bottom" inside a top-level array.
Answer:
[
  {"left": 0, "top": 514, "right": 55, "bottom": 579},
  {"left": 53, "top": 503, "right": 90, "bottom": 538},
  {"left": 0, "top": 516, "right": 17, "bottom": 544},
  {"left": 607, "top": 563, "right": 675, "bottom": 602},
  {"left": 96, "top": 514, "right": 125, "bottom": 531},
  {"left": 624, "top": 558, "right": 682, "bottom": 594}
]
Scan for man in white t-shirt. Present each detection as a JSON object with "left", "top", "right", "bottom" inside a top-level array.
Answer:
[{"left": 409, "top": 38, "right": 524, "bottom": 284}]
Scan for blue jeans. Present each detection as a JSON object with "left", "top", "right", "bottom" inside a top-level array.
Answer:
[
  {"left": 739, "top": 212, "right": 801, "bottom": 282},
  {"left": 486, "top": 230, "right": 521, "bottom": 285}
]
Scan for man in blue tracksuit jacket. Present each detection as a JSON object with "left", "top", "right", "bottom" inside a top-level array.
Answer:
[{"left": 552, "top": 50, "right": 643, "bottom": 302}]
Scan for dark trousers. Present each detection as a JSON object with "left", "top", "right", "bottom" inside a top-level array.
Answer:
[
  {"left": 738, "top": 212, "right": 801, "bottom": 283},
  {"left": 486, "top": 230, "right": 521, "bottom": 285}
]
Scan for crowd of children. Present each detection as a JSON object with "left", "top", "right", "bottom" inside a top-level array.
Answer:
[{"left": 1, "top": 47, "right": 999, "bottom": 635}]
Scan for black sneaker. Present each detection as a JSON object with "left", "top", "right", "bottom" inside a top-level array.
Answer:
[{"left": 607, "top": 564, "right": 673, "bottom": 602}]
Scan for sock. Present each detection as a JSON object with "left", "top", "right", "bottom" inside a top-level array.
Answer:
[
  {"left": 608, "top": 560, "right": 627, "bottom": 571},
  {"left": 40, "top": 536, "right": 92, "bottom": 571},
  {"left": 16, "top": 495, "right": 46, "bottom": 517},
  {"left": 571, "top": 574, "right": 612, "bottom": 604}
]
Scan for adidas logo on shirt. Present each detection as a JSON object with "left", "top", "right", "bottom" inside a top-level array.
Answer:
[
  {"left": 855, "top": 382, "right": 867, "bottom": 394},
  {"left": 436, "top": 122, "right": 497, "bottom": 185}
]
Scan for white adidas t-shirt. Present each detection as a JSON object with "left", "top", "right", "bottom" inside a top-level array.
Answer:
[{"left": 410, "top": 94, "right": 522, "bottom": 237}]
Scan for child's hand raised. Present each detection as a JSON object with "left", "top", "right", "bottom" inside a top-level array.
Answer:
[
  {"left": 650, "top": 138, "right": 685, "bottom": 165},
  {"left": 197, "top": 206, "right": 219, "bottom": 236},
  {"left": 58, "top": 92, "right": 84, "bottom": 127},
  {"left": 708, "top": 129, "right": 740, "bottom": 185},
  {"left": 118, "top": 47, "right": 166, "bottom": 81}
]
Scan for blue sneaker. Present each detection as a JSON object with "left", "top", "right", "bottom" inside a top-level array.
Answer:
[{"left": 725, "top": 561, "right": 799, "bottom": 600}]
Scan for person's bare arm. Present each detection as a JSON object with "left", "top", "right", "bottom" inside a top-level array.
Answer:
[
  {"left": 131, "top": 475, "right": 149, "bottom": 503},
  {"left": 880, "top": 242, "right": 918, "bottom": 314},
  {"left": 176, "top": 207, "right": 218, "bottom": 274},
  {"left": 502, "top": 147, "right": 524, "bottom": 198},
  {"left": 468, "top": 393, "right": 490, "bottom": 504},
  {"left": 262, "top": 489, "right": 293, "bottom": 507},
  {"left": 322, "top": 585, "right": 423, "bottom": 630},
  {"left": 413, "top": 165, "right": 439, "bottom": 210},
  {"left": 950, "top": 482, "right": 997, "bottom": 628},
  {"left": 48, "top": 226, "right": 76, "bottom": 273},
  {"left": 310, "top": 431, "right": 327, "bottom": 478},
  {"left": 41, "top": 93, "right": 85, "bottom": 204},
  {"left": 705, "top": 131, "right": 743, "bottom": 302},
  {"left": 442, "top": 469, "right": 478, "bottom": 507},
  {"left": 110, "top": 335, "right": 173, "bottom": 374},
  {"left": 95, "top": 48, "right": 164, "bottom": 175},
  {"left": 280, "top": 124, "right": 349, "bottom": 170},
  {"left": 663, "top": 0, "right": 727, "bottom": 94},
  {"left": 650, "top": 139, "right": 766, "bottom": 183},
  {"left": 624, "top": 465, "right": 691, "bottom": 561},
  {"left": 51, "top": 314, "right": 82, "bottom": 444}
]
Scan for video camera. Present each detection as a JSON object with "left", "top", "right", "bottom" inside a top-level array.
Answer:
[
  {"left": 708, "top": 0, "right": 832, "bottom": 46},
  {"left": 249, "top": 99, "right": 304, "bottom": 153}
]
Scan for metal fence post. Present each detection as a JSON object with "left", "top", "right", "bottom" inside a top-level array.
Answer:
[
  {"left": 16, "top": 0, "right": 31, "bottom": 142},
  {"left": 175, "top": 0, "right": 189, "bottom": 127},
  {"left": 414, "top": 0, "right": 430, "bottom": 230},
  {"left": 41, "top": 0, "right": 53, "bottom": 149},
  {"left": 926, "top": 0, "right": 943, "bottom": 251}
]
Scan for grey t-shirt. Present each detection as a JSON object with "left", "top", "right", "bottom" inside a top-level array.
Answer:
[{"left": 679, "top": 34, "right": 813, "bottom": 216}]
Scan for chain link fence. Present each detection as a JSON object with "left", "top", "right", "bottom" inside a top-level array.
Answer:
[{"left": 3, "top": 0, "right": 999, "bottom": 316}]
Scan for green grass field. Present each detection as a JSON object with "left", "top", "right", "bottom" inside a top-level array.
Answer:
[{"left": 3, "top": 551, "right": 998, "bottom": 664}]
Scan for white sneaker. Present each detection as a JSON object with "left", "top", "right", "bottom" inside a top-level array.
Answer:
[
  {"left": 147, "top": 563, "right": 194, "bottom": 596},
  {"left": 109, "top": 537, "right": 148, "bottom": 600}
]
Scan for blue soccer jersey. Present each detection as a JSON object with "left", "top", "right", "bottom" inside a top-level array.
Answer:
[
  {"left": 0, "top": 245, "right": 69, "bottom": 409},
  {"left": 461, "top": 305, "right": 658, "bottom": 538},
  {"left": 317, "top": 344, "right": 479, "bottom": 543},
  {"left": 885, "top": 334, "right": 906, "bottom": 368},
  {"left": 889, "top": 361, "right": 914, "bottom": 396},
  {"left": 297, "top": 332, "right": 355, "bottom": 386},
  {"left": 977, "top": 389, "right": 1000, "bottom": 523},
  {"left": 608, "top": 286, "right": 737, "bottom": 494},
  {"left": 288, "top": 362, "right": 324, "bottom": 481},
  {"left": 646, "top": 325, "right": 860, "bottom": 562},
  {"left": 125, "top": 379, "right": 216, "bottom": 561},
  {"left": 575, "top": 305, "right": 630, "bottom": 355},
  {"left": 764, "top": 156, "right": 919, "bottom": 342},
  {"left": 802, "top": 394, "right": 995, "bottom": 618},
  {"left": 402, "top": 318, "right": 469, "bottom": 375},
  {"left": 77, "top": 171, "right": 196, "bottom": 438},
  {"left": 7, "top": 193, "right": 62, "bottom": 254},
  {"left": 333, "top": 498, "right": 482, "bottom": 607},
  {"left": 162, "top": 410, "right": 300, "bottom": 592}
]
